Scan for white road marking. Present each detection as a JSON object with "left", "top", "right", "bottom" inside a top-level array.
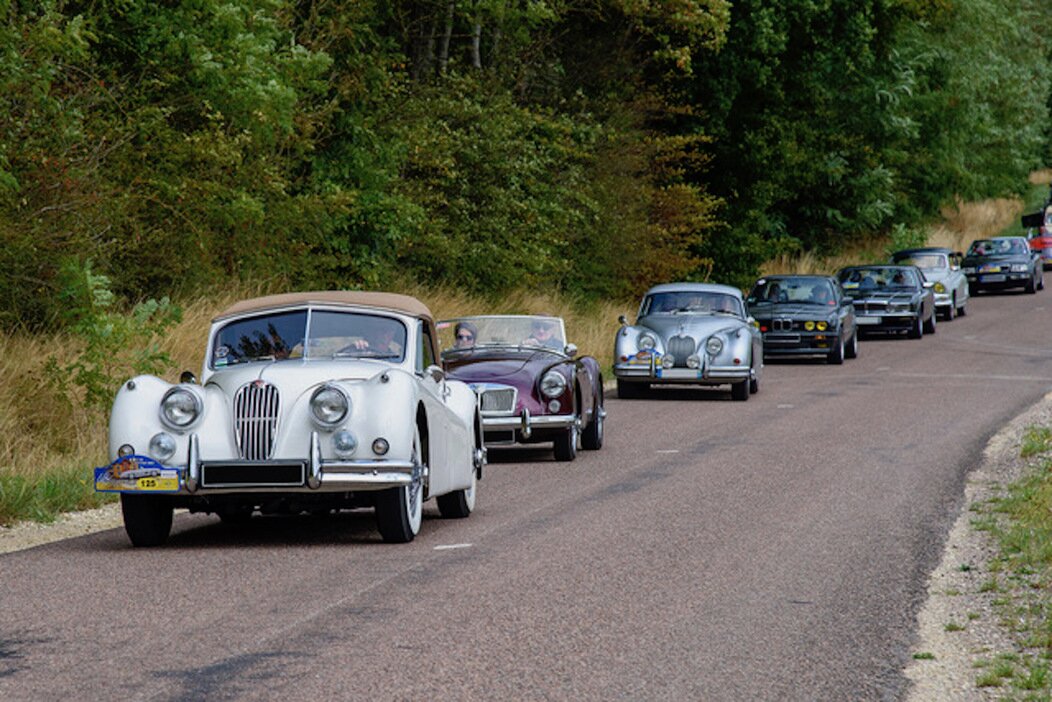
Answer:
[
  {"left": 876, "top": 367, "right": 891, "bottom": 372},
  {"left": 892, "top": 371, "right": 1052, "bottom": 383},
  {"left": 656, "top": 449, "right": 680, "bottom": 454},
  {"left": 434, "top": 543, "right": 473, "bottom": 551}
]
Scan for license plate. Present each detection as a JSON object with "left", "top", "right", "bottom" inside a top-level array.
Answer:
[
  {"left": 856, "top": 316, "right": 881, "bottom": 325},
  {"left": 657, "top": 368, "right": 702, "bottom": 379},
  {"left": 980, "top": 274, "right": 1005, "bottom": 282},
  {"left": 979, "top": 263, "right": 1000, "bottom": 273}
]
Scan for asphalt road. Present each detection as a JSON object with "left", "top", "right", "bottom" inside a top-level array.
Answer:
[{"left": 3, "top": 287, "right": 1052, "bottom": 701}]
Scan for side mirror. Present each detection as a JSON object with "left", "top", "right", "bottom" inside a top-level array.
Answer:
[
  {"left": 618, "top": 314, "right": 628, "bottom": 326},
  {"left": 426, "top": 365, "right": 445, "bottom": 383},
  {"left": 180, "top": 370, "right": 198, "bottom": 384},
  {"left": 563, "top": 343, "right": 578, "bottom": 358}
]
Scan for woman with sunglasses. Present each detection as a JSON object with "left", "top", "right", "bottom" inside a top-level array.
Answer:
[{"left": 453, "top": 321, "right": 477, "bottom": 349}]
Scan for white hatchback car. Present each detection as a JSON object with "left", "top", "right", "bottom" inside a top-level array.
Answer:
[{"left": 96, "top": 291, "right": 484, "bottom": 546}]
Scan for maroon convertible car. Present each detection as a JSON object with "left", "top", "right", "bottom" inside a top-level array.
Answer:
[{"left": 437, "top": 315, "right": 605, "bottom": 462}]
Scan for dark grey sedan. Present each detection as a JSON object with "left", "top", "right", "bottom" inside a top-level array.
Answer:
[
  {"left": 746, "top": 275, "right": 859, "bottom": 364},
  {"left": 961, "top": 236, "right": 1044, "bottom": 294},
  {"left": 837, "top": 265, "right": 936, "bottom": 339}
]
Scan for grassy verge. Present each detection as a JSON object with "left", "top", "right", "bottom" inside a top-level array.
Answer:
[
  {"left": 0, "top": 465, "right": 117, "bottom": 523},
  {"left": 970, "top": 425, "right": 1052, "bottom": 696}
]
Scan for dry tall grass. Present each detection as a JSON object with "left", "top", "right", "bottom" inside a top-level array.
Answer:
[{"left": 762, "top": 186, "right": 1042, "bottom": 277}]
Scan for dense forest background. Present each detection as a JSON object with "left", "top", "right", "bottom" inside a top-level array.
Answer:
[{"left": 2, "top": 0, "right": 1051, "bottom": 332}]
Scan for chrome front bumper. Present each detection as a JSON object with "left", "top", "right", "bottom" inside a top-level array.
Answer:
[
  {"left": 95, "top": 432, "right": 421, "bottom": 495},
  {"left": 613, "top": 364, "right": 750, "bottom": 383},
  {"left": 482, "top": 409, "right": 577, "bottom": 439}
]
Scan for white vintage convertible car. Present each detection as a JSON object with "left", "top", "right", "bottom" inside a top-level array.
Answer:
[{"left": 96, "top": 291, "right": 484, "bottom": 547}]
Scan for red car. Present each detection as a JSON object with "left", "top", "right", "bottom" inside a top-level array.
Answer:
[{"left": 1020, "top": 204, "right": 1052, "bottom": 268}]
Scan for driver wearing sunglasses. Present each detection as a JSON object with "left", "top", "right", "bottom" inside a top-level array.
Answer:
[{"left": 453, "top": 321, "right": 477, "bottom": 349}]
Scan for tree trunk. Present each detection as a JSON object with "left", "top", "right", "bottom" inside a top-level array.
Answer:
[
  {"left": 471, "top": 21, "right": 481, "bottom": 69},
  {"left": 438, "top": 1, "right": 455, "bottom": 75}
]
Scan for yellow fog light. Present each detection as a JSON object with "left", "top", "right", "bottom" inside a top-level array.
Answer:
[
  {"left": 934, "top": 282, "right": 946, "bottom": 293},
  {"left": 816, "top": 321, "right": 827, "bottom": 331},
  {"left": 804, "top": 321, "right": 815, "bottom": 331}
]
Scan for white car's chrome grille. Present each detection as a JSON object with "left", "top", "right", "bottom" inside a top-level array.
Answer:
[
  {"left": 234, "top": 382, "right": 280, "bottom": 461},
  {"left": 479, "top": 386, "right": 517, "bottom": 415}
]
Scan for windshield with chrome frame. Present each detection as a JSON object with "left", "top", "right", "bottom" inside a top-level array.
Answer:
[{"left": 211, "top": 309, "right": 408, "bottom": 368}]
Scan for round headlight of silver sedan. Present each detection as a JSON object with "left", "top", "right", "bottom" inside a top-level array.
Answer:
[
  {"left": 160, "top": 387, "right": 202, "bottom": 428},
  {"left": 638, "top": 334, "right": 656, "bottom": 351},
  {"left": 311, "top": 385, "right": 349, "bottom": 426},
  {"left": 540, "top": 370, "right": 568, "bottom": 398},
  {"left": 705, "top": 337, "right": 723, "bottom": 356}
]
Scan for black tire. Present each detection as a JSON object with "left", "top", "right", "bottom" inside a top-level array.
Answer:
[
  {"left": 908, "top": 314, "right": 923, "bottom": 339},
  {"left": 120, "top": 494, "right": 173, "bottom": 547},
  {"left": 436, "top": 469, "right": 476, "bottom": 519},
  {"left": 1025, "top": 275, "right": 1036, "bottom": 294},
  {"left": 943, "top": 296, "right": 956, "bottom": 321},
  {"left": 375, "top": 427, "right": 424, "bottom": 542},
  {"left": 553, "top": 421, "right": 579, "bottom": 461},
  {"left": 827, "top": 335, "right": 844, "bottom": 365},
  {"left": 1038, "top": 272, "right": 1045, "bottom": 291},
  {"left": 617, "top": 379, "right": 644, "bottom": 399},
  {"left": 968, "top": 283, "right": 978, "bottom": 297},
  {"left": 957, "top": 298, "right": 967, "bottom": 316},
  {"left": 749, "top": 372, "right": 759, "bottom": 395},
  {"left": 581, "top": 393, "right": 604, "bottom": 451},
  {"left": 730, "top": 380, "right": 749, "bottom": 401},
  {"left": 923, "top": 309, "right": 937, "bottom": 334},
  {"left": 845, "top": 330, "right": 859, "bottom": 359}
]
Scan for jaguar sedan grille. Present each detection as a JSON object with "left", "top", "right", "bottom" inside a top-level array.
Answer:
[
  {"left": 234, "top": 382, "right": 280, "bottom": 461},
  {"left": 666, "top": 335, "right": 696, "bottom": 367},
  {"left": 479, "top": 386, "right": 517, "bottom": 415}
]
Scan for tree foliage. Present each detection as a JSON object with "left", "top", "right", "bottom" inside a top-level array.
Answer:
[{"left": 0, "top": 0, "right": 1049, "bottom": 329}]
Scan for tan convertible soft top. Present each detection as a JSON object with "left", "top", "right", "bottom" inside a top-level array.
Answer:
[{"left": 213, "top": 291, "right": 434, "bottom": 325}]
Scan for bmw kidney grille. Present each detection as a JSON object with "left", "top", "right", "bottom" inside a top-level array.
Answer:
[{"left": 234, "top": 382, "right": 280, "bottom": 460}]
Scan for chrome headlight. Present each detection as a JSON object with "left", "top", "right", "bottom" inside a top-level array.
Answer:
[
  {"left": 889, "top": 302, "right": 910, "bottom": 312},
  {"left": 311, "top": 385, "right": 349, "bottom": 426},
  {"left": 686, "top": 354, "right": 701, "bottom": 369},
  {"left": 962, "top": 266, "right": 976, "bottom": 274},
  {"left": 638, "top": 333, "right": 656, "bottom": 351},
  {"left": 540, "top": 370, "right": 568, "bottom": 398},
  {"left": 160, "top": 387, "right": 202, "bottom": 428},
  {"left": 1010, "top": 263, "right": 1028, "bottom": 272},
  {"left": 933, "top": 282, "right": 946, "bottom": 293},
  {"left": 149, "top": 432, "right": 176, "bottom": 461},
  {"left": 661, "top": 355, "right": 675, "bottom": 369},
  {"left": 705, "top": 337, "right": 723, "bottom": 356}
]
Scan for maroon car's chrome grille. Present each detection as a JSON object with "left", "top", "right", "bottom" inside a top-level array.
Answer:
[
  {"left": 234, "top": 382, "right": 280, "bottom": 461},
  {"left": 479, "top": 386, "right": 517, "bottom": 415}
]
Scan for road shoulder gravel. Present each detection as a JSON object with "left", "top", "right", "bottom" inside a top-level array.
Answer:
[{"left": 906, "top": 389, "right": 1052, "bottom": 701}]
